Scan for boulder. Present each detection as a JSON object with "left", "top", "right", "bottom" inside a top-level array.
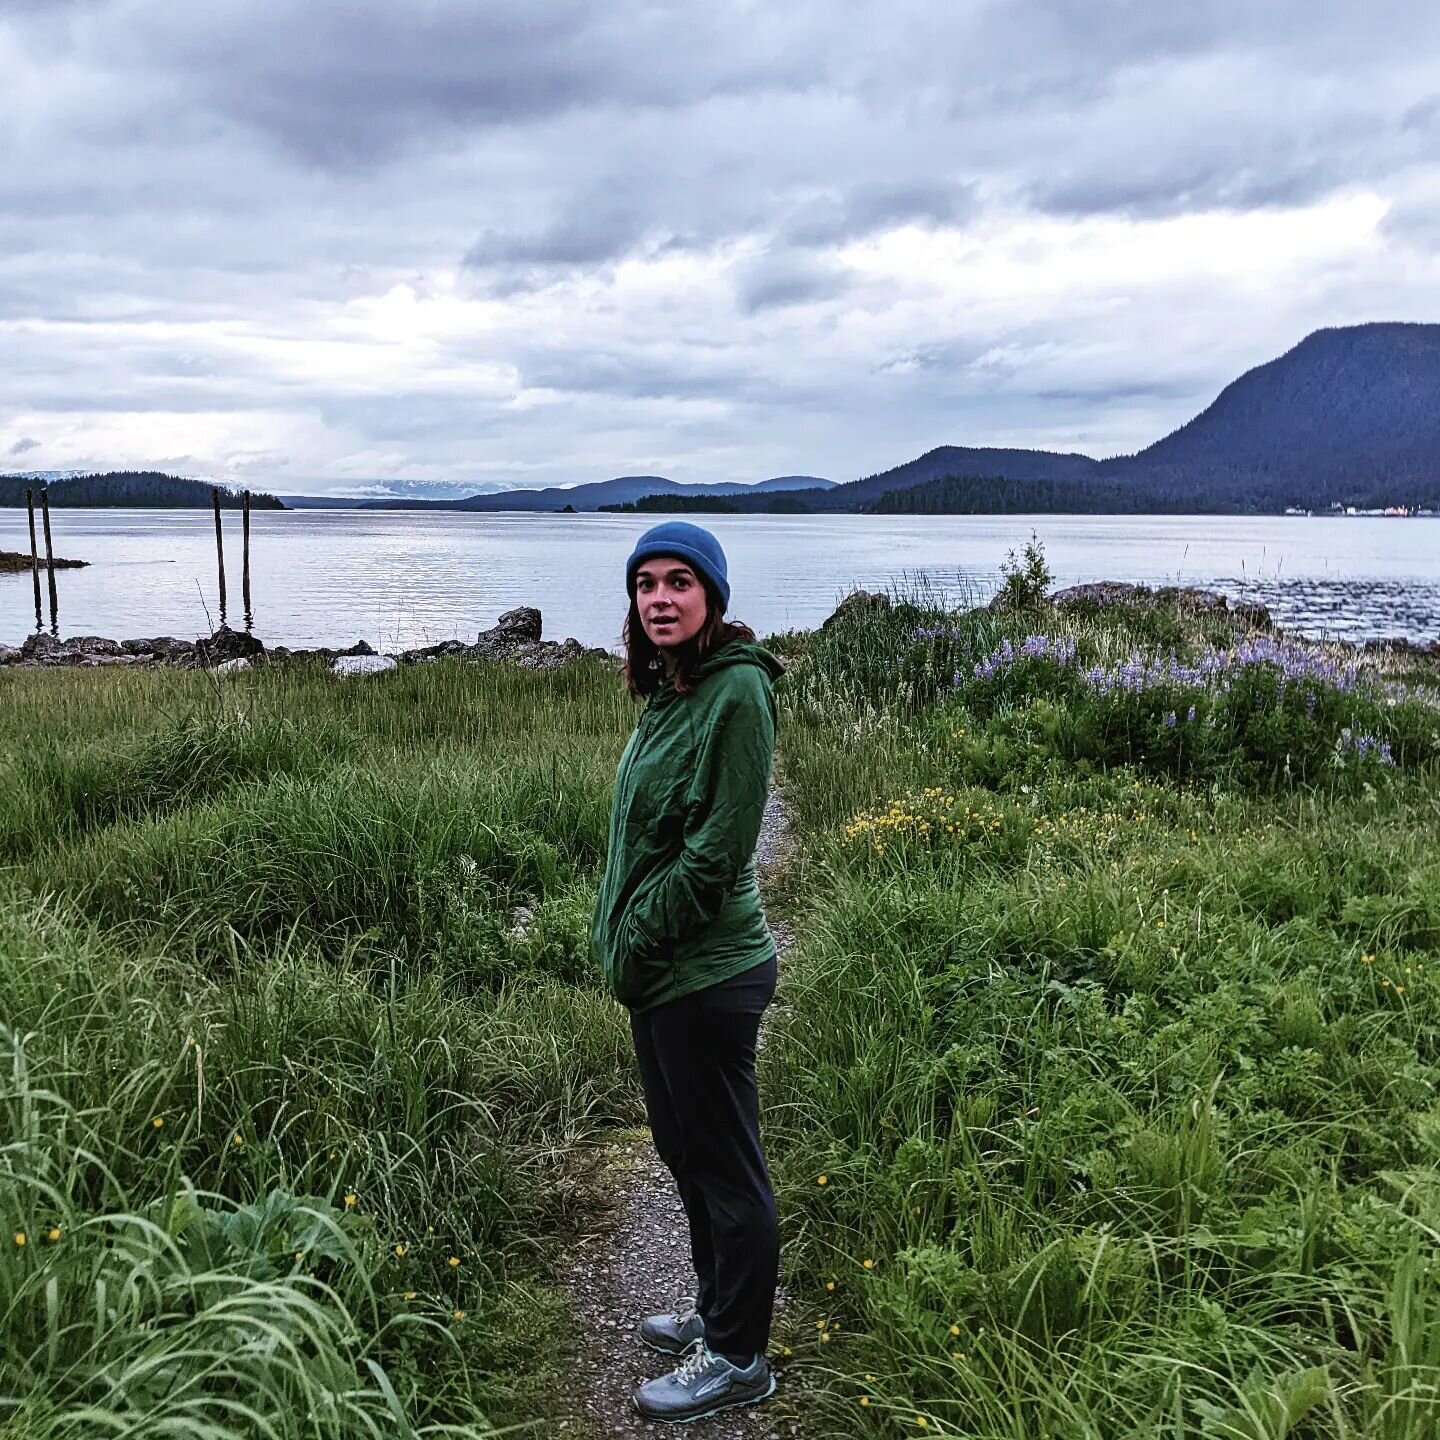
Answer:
[
  {"left": 486, "top": 607, "right": 542, "bottom": 644},
  {"left": 397, "top": 638, "right": 469, "bottom": 665},
  {"left": 0, "top": 643, "right": 22, "bottom": 665},
  {"left": 62, "top": 635, "right": 124, "bottom": 657},
  {"left": 216, "top": 657, "right": 252, "bottom": 673},
  {"left": 511, "top": 639, "right": 578, "bottom": 670},
  {"left": 821, "top": 590, "right": 892, "bottom": 631},
  {"left": 331, "top": 654, "right": 397, "bottom": 678},
  {"left": 122, "top": 636, "right": 194, "bottom": 661},
  {"left": 20, "top": 632, "right": 62, "bottom": 661},
  {"left": 337, "top": 639, "right": 376, "bottom": 657},
  {"left": 195, "top": 625, "right": 266, "bottom": 667}
]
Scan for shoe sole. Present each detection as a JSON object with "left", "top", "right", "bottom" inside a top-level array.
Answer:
[{"left": 634, "top": 1373, "right": 777, "bottom": 1425}]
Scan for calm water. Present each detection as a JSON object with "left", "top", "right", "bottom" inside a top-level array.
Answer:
[{"left": 2, "top": 510, "right": 1437, "bottom": 650}]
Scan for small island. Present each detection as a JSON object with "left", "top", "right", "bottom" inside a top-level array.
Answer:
[{"left": 0, "top": 550, "right": 87, "bottom": 573}]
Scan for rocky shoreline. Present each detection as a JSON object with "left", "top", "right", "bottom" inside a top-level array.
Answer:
[
  {"left": 2, "top": 586, "right": 1436, "bottom": 673},
  {"left": 0, "top": 606, "right": 614, "bottom": 673},
  {"left": 0, "top": 549, "right": 87, "bottom": 573}
]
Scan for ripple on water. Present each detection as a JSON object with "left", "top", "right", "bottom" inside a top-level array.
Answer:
[{"left": 1207, "top": 577, "right": 1440, "bottom": 642}]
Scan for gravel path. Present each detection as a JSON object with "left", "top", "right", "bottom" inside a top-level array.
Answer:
[{"left": 554, "top": 788, "right": 812, "bottom": 1438}]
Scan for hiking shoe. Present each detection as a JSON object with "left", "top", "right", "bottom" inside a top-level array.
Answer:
[
  {"left": 639, "top": 1300, "right": 705, "bottom": 1356},
  {"left": 634, "top": 1345, "right": 775, "bottom": 1424}
]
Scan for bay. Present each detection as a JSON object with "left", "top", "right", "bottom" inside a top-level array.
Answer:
[{"left": 1, "top": 509, "right": 1437, "bottom": 650}]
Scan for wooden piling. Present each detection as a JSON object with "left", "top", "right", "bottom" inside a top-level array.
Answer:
[
  {"left": 40, "top": 487, "right": 58, "bottom": 633},
  {"left": 25, "top": 488, "right": 42, "bottom": 631},
  {"left": 241, "top": 489, "right": 252, "bottom": 628},
  {"left": 211, "top": 486, "right": 227, "bottom": 622}
]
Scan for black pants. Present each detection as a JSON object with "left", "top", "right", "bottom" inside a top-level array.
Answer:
[{"left": 629, "top": 954, "right": 779, "bottom": 1359}]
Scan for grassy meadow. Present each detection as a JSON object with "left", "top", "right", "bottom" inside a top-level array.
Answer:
[
  {"left": 765, "top": 584, "right": 1440, "bottom": 1437},
  {"left": 3, "top": 572, "right": 1439, "bottom": 1438},
  {"left": 0, "top": 657, "right": 641, "bottom": 1436}
]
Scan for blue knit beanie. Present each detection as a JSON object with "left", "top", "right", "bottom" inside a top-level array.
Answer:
[{"left": 625, "top": 521, "right": 730, "bottom": 612}]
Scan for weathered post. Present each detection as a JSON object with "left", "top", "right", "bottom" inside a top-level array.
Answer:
[
  {"left": 241, "top": 489, "right": 252, "bottom": 629},
  {"left": 25, "top": 488, "right": 42, "bottom": 632},
  {"left": 40, "top": 487, "right": 58, "bottom": 634},
  {"left": 211, "top": 486, "right": 227, "bottom": 623}
]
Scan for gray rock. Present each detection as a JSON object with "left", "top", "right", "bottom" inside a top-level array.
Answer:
[
  {"left": 20, "top": 632, "right": 61, "bottom": 661},
  {"left": 486, "top": 606, "right": 542, "bottom": 644},
  {"left": 195, "top": 625, "right": 266, "bottom": 667},
  {"left": 338, "top": 639, "right": 376, "bottom": 657},
  {"left": 121, "top": 636, "right": 194, "bottom": 661},
  {"left": 398, "top": 638, "right": 469, "bottom": 664},
  {"left": 331, "top": 653, "right": 397, "bottom": 678},
  {"left": 62, "top": 635, "right": 124, "bottom": 657},
  {"left": 0, "top": 644, "right": 21, "bottom": 665},
  {"left": 216, "top": 657, "right": 252, "bottom": 673},
  {"left": 820, "top": 589, "right": 891, "bottom": 631}
]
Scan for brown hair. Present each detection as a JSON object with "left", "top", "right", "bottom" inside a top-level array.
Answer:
[{"left": 622, "top": 580, "right": 756, "bottom": 699}]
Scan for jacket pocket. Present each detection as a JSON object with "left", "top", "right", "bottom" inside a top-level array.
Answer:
[{"left": 612, "top": 910, "right": 672, "bottom": 1007}]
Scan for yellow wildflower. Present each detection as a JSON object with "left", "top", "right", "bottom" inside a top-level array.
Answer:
[
  {"left": 13, "top": 1232, "right": 25, "bottom": 1247},
  {"left": 816, "top": 1174, "right": 828, "bottom": 1186},
  {"left": 862, "top": 1258, "right": 875, "bottom": 1270},
  {"left": 48, "top": 1227, "right": 61, "bottom": 1242},
  {"left": 151, "top": 1117, "right": 164, "bottom": 1129},
  {"left": 448, "top": 1256, "right": 460, "bottom": 1268},
  {"left": 394, "top": 1244, "right": 407, "bottom": 1258},
  {"left": 344, "top": 1193, "right": 357, "bottom": 1208}
]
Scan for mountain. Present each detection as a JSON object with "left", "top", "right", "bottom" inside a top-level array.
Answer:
[
  {"left": 1098, "top": 322, "right": 1440, "bottom": 506},
  {"left": 736, "top": 323, "right": 1440, "bottom": 514},
  {"left": 275, "top": 479, "right": 518, "bottom": 505},
  {"left": 360, "top": 474, "right": 838, "bottom": 511},
  {"left": 0, "top": 471, "right": 283, "bottom": 509}
]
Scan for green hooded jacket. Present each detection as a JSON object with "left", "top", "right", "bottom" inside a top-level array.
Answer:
[{"left": 592, "top": 638, "right": 786, "bottom": 1012}]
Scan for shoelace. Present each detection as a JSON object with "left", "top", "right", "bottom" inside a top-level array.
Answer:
[
  {"left": 674, "top": 1345, "right": 723, "bottom": 1387},
  {"left": 670, "top": 1298, "right": 698, "bottom": 1328}
]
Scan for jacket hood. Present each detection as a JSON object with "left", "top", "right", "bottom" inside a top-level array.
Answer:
[{"left": 690, "top": 638, "right": 786, "bottom": 685}]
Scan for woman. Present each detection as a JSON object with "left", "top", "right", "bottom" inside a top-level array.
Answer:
[{"left": 591, "top": 521, "right": 785, "bottom": 1424}]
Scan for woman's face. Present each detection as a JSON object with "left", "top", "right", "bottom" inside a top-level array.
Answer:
[{"left": 633, "top": 556, "right": 709, "bottom": 649}]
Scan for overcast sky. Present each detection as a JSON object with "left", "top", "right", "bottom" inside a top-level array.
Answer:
[{"left": 2, "top": 1, "right": 1438, "bottom": 496}]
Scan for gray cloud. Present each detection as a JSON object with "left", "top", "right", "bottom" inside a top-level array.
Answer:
[
  {"left": 1, "top": 0, "right": 1439, "bottom": 490},
  {"left": 735, "top": 252, "right": 847, "bottom": 314},
  {"left": 8, "top": 436, "right": 40, "bottom": 454},
  {"left": 783, "top": 180, "right": 977, "bottom": 246}
]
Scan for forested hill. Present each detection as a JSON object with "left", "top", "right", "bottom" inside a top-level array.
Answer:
[
  {"left": 0, "top": 472, "right": 284, "bottom": 508},
  {"left": 1102, "top": 322, "right": 1440, "bottom": 499},
  {"left": 725, "top": 323, "right": 1440, "bottom": 514}
]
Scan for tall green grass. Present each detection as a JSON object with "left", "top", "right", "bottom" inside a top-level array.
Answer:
[
  {"left": 764, "top": 590, "right": 1440, "bottom": 1437},
  {"left": 0, "top": 657, "right": 642, "bottom": 1435}
]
